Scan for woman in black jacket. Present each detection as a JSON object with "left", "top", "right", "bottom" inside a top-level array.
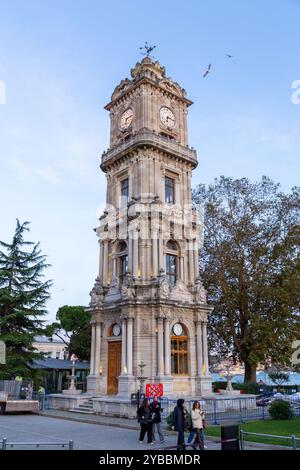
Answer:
[
  {"left": 137, "top": 398, "right": 153, "bottom": 445},
  {"left": 172, "top": 398, "right": 186, "bottom": 450}
]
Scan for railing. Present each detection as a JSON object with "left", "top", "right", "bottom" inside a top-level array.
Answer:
[
  {"left": 1, "top": 438, "right": 74, "bottom": 450},
  {"left": 101, "top": 130, "right": 197, "bottom": 167},
  {"left": 240, "top": 431, "right": 300, "bottom": 450},
  {"left": 160, "top": 396, "right": 300, "bottom": 424}
]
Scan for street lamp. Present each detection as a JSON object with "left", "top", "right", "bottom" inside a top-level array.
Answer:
[{"left": 136, "top": 360, "right": 147, "bottom": 409}]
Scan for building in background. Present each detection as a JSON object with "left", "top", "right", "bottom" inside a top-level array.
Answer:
[{"left": 33, "top": 336, "right": 67, "bottom": 360}]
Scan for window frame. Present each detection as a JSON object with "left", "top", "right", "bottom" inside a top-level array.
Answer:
[
  {"left": 171, "top": 333, "right": 189, "bottom": 375},
  {"left": 121, "top": 177, "right": 129, "bottom": 204},
  {"left": 165, "top": 176, "right": 175, "bottom": 204}
]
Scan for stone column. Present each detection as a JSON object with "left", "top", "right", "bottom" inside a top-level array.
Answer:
[
  {"left": 196, "top": 321, "right": 203, "bottom": 376},
  {"left": 141, "top": 243, "right": 147, "bottom": 281},
  {"left": 188, "top": 241, "right": 194, "bottom": 285},
  {"left": 180, "top": 256, "right": 184, "bottom": 282},
  {"left": 90, "top": 323, "right": 96, "bottom": 375},
  {"left": 98, "top": 241, "right": 103, "bottom": 283},
  {"left": 158, "top": 235, "right": 164, "bottom": 272},
  {"left": 112, "top": 256, "right": 117, "bottom": 280},
  {"left": 164, "top": 317, "right": 171, "bottom": 375},
  {"left": 157, "top": 317, "right": 164, "bottom": 375},
  {"left": 133, "top": 232, "right": 139, "bottom": 278},
  {"left": 94, "top": 323, "right": 101, "bottom": 376},
  {"left": 103, "top": 240, "right": 109, "bottom": 287},
  {"left": 194, "top": 239, "right": 199, "bottom": 280},
  {"left": 152, "top": 233, "right": 158, "bottom": 277},
  {"left": 202, "top": 321, "right": 209, "bottom": 376},
  {"left": 121, "top": 318, "right": 127, "bottom": 375},
  {"left": 128, "top": 232, "right": 133, "bottom": 274},
  {"left": 127, "top": 317, "right": 133, "bottom": 375}
]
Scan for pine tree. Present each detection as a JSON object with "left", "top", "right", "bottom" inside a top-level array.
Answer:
[{"left": 0, "top": 220, "right": 52, "bottom": 379}]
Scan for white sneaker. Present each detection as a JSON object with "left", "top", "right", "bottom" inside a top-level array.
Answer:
[{"left": 139, "top": 441, "right": 143, "bottom": 444}]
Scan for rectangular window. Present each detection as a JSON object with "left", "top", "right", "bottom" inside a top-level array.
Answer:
[
  {"left": 165, "top": 176, "right": 175, "bottom": 204},
  {"left": 171, "top": 338, "right": 188, "bottom": 375},
  {"left": 166, "top": 254, "right": 177, "bottom": 286},
  {"left": 121, "top": 178, "right": 129, "bottom": 203}
]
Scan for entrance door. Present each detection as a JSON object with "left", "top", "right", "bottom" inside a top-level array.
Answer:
[{"left": 107, "top": 341, "right": 121, "bottom": 395}]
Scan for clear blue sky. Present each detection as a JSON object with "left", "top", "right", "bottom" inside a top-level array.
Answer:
[{"left": 0, "top": 0, "right": 299, "bottom": 322}]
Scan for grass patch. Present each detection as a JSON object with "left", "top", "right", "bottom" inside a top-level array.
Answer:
[{"left": 205, "top": 417, "right": 300, "bottom": 448}]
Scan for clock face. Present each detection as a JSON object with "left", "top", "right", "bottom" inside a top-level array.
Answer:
[
  {"left": 173, "top": 323, "right": 183, "bottom": 336},
  {"left": 160, "top": 106, "right": 176, "bottom": 128},
  {"left": 112, "top": 323, "right": 121, "bottom": 337},
  {"left": 120, "top": 108, "right": 134, "bottom": 129}
]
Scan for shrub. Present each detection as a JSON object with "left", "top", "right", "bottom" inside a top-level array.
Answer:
[{"left": 269, "top": 400, "right": 294, "bottom": 420}]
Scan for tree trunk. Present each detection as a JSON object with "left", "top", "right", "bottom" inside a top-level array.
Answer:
[{"left": 244, "top": 361, "right": 257, "bottom": 382}]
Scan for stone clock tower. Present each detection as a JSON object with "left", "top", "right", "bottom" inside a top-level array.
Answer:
[{"left": 87, "top": 57, "right": 212, "bottom": 402}]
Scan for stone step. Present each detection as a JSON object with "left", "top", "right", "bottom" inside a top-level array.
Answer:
[{"left": 69, "top": 408, "right": 95, "bottom": 415}]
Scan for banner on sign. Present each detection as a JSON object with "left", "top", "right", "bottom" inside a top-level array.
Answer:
[{"left": 145, "top": 383, "right": 164, "bottom": 398}]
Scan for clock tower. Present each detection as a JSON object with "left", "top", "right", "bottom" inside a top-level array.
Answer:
[{"left": 87, "top": 57, "right": 212, "bottom": 404}]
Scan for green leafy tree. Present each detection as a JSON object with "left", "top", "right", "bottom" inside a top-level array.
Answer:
[
  {"left": 0, "top": 220, "right": 52, "bottom": 379},
  {"left": 193, "top": 177, "right": 300, "bottom": 382},
  {"left": 46, "top": 305, "right": 91, "bottom": 360},
  {"left": 268, "top": 372, "right": 289, "bottom": 386}
]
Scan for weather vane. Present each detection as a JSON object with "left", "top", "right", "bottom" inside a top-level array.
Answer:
[{"left": 139, "top": 41, "right": 156, "bottom": 59}]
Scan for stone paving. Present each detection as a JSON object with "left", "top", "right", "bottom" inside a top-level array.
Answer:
[
  {"left": 0, "top": 413, "right": 222, "bottom": 450},
  {"left": 0, "top": 411, "right": 281, "bottom": 451}
]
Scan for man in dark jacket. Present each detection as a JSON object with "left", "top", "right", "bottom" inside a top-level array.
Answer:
[
  {"left": 150, "top": 395, "right": 165, "bottom": 443},
  {"left": 172, "top": 398, "right": 186, "bottom": 450}
]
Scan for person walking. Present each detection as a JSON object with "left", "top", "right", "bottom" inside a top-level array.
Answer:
[
  {"left": 150, "top": 395, "right": 165, "bottom": 443},
  {"left": 172, "top": 398, "right": 186, "bottom": 450},
  {"left": 137, "top": 398, "right": 153, "bottom": 445},
  {"left": 191, "top": 401, "right": 205, "bottom": 450},
  {"left": 38, "top": 385, "right": 46, "bottom": 411}
]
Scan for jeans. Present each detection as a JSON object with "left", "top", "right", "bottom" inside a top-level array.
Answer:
[
  {"left": 193, "top": 428, "right": 205, "bottom": 449},
  {"left": 187, "top": 431, "right": 195, "bottom": 443},
  {"left": 139, "top": 422, "right": 153, "bottom": 443},
  {"left": 38, "top": 396, "right": 45, "bottom": 411},
  {"left": 152, "top": 422, "right": 164, "bottom": 442}
]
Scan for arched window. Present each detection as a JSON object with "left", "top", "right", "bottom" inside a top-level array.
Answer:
[
  {"left": 171, "top": 323, "right": 189, "bottom": 375},
  {"left": 117, "top": 240, "right": 128, "bottom": 280},
  {"left": 166, "top": 240, "right": 179, "bottom": 286}
]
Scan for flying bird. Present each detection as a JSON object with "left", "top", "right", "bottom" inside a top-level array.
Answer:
[
  {"left": 203, "top": 64, "right": 211, "bottom": 78},
  {"left": 226, "top": 53, "right": 233, "bottom": 58}
]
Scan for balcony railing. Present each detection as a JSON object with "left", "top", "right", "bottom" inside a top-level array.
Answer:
[{"left": 101, "top": 130, "right": 197, "bottom": 169}]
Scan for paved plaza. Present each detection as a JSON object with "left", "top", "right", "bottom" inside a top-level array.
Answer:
[{"left": 0, "top": 414, "right": 222, "bottom": 450}]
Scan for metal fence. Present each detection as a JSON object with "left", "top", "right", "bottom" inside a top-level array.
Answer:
[
  {"left": 1, "top": 438, "right": 74, "bottom": 450},
  {"left": 240, "top": 431, "right": 300, "bottom": 450},
  {"left": 159, "top": 396, "right": 300, "bottom": 424}
]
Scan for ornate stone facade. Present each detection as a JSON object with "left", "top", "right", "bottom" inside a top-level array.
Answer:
[{"left": 87, "top": 57, "right": 212, "bottom": 398}]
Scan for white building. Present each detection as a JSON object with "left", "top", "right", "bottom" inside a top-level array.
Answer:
[{"left": 33, "top": 336, "right": 67, "bottom": 360}]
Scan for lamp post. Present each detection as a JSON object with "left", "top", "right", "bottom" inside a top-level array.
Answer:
[{"left": 136, "top": 360, "right": 147, "bottom": 409}]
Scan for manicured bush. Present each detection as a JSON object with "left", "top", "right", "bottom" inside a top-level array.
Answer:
[{"left": 269, "top": 400, "right": 294, "bottom": 420}]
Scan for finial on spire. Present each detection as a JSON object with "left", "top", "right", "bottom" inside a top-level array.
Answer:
[{"left": 139, "top": 41, "right": 156, "bottom": 59}]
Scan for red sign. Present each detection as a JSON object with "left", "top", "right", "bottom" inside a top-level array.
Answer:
[{"left": 145, "top": 383, "right": 164, "bottom": 398}]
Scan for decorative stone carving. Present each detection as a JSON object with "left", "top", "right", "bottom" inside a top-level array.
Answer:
[
  {"left": 121, "top": 274, "right": 136, "bottom": 300},
  {"left": 140, "top": 318, "right": 151, "bottom": 335},
  {"left": 194, "top": 277, "right": 207, "bottom": 304},
  {"left": 158, "top": 276, "right": 170, "bottom": 299},
  {"left": 169, "top": 280, "right": 193, "bottom": 303},
  {"left": 89, "top": 277, "right": 104, "bottom": 308}
]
